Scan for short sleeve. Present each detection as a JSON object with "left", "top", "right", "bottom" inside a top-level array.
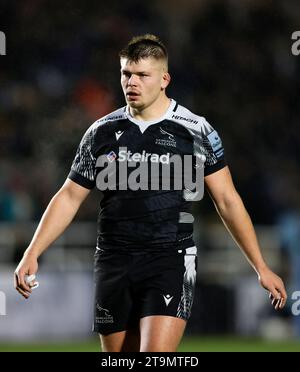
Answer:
[
  {"left": 202, "top": 124, "right": 226, "bottom": 176},
  {"left": 68, "top": 126, "right": 96, "bottom": 189}
]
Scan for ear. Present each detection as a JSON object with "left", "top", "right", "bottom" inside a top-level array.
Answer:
[{"left": 161, "top": 72, "right": 171, "bottom": 90}]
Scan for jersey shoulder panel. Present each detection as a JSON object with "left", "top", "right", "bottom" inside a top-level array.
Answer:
[
  {"left": 68, "top": 107, "right": 126, "bottom": 189},
  {"left": 168, "top": 103, "right": 226, "bottom": 176},
  {"left": 95, "top": 106, "right": 127, "bottom": 126},
  {"left": 168, "top": 104, "right": 213, "bottom": 135},
  {"left": 82, "top": 106, "right": 128, "bottom": 143}
]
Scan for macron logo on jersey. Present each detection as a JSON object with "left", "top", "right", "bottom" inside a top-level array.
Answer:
[{"left": 115, "top": 130, "right": 124, "bottom": 141}]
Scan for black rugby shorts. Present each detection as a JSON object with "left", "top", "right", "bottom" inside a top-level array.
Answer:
[{"left": 93, "top": 246, "right": 197, "bottom": 335}]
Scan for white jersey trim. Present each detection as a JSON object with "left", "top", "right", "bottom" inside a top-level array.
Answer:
[
  {"left": 125, "top": 99, "right": 177, "bottom": 133},
  {"left": 168, "top": 104, "right": 213, "bottom": 136}
]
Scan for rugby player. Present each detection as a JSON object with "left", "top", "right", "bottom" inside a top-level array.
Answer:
[{"left": 15, "top": 34, "right": 287, "bottom": 352}]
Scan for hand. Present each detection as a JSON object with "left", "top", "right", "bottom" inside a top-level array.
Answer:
[
  {"left": 14, "top": 253, "right": 39, "bottom": 299},
  {"left": 258, "top": 267, "right": 287, "bottom": 310}
]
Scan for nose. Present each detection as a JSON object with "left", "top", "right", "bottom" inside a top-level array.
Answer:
[{"left": 127, "top": 74, "right": 138, "bottom": 86}]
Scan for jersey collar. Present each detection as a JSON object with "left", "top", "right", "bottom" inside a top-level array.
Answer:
[{"left": 125, "top": 99, "right": 177, "bottom": 133}]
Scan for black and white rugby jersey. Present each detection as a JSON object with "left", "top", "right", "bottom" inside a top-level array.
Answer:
[{"left": 68, "top": 99, "right": 226, "bottom": 251}]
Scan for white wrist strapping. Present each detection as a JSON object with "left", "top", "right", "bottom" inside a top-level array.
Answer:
[{"left": 25, "top": 274, "right": 39, "bottom": 289}]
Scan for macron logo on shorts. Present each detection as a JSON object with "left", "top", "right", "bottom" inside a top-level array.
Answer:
[{"left": 163, "top": 294, "right": 173, "bottom": 306}]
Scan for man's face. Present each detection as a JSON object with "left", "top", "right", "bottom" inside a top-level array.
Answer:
[{"left": 120, "top": 57, "right": 170, "bottom": 111}]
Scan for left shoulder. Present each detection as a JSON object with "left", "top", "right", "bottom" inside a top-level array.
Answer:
[{"left": 167, "top": 103, "right": 213, "bottom": 135}]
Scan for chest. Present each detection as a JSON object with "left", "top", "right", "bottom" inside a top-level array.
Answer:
[{"left": 94, "top": 120, "right": 196, "bottom": 159}]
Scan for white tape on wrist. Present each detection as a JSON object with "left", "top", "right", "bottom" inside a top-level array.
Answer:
[{"left": 25, "top": 274, "right": 39, "bottom": 289}]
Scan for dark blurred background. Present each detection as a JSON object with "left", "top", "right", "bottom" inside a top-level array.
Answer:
[
  {"left": 0, "top": 0, "right": 300, "bottom": 349},
  {"left": 1, "top": 0, "right": 300, "bottom": 223}
]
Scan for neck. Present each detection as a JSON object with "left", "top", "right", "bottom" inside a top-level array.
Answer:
[{"left": 129, "top": 95, "right": 171, "bottom": 121}]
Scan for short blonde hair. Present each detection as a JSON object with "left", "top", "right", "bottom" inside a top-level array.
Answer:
[{"left": 119, "top": 34, "right": 168, "bottom": 67}]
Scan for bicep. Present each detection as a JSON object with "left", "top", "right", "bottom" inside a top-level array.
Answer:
[
  {"left": 59, "top": 178, "right": 91, "bottom": 205},
  {"left": 204, "top": 166, "right": 238, "bottom": 207}
]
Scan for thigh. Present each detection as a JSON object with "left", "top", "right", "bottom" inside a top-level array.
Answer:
[
  {"left": 93, "top": 249, "right": 135, "bottom": 335},
  {"left": 99, "top": 326, "right": 140, "bottom": 352},
  {"left": 139, "top": 315, "right": 186, "bottom": 352},
  {"left": 137, "top": 247, "right": 197, "bottom": 352},
  {"left": 138, "top": 246, "right": 198, "bottom": 321}
]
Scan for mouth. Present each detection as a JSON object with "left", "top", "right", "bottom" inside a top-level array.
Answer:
[{"left": 126, "top": 92, "right": 140, "bottom": 100}]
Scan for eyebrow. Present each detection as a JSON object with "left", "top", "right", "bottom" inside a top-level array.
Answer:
[{"left": 121, "top": 69, "right": 150, "bottom": 75}]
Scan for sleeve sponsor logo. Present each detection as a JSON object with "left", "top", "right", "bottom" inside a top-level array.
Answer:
[
  {"left": 172, "top": 114, "right": 198, "bottom": 125},
  {"left": 207, "top": 130, "right": 223, "bottom": 155}
]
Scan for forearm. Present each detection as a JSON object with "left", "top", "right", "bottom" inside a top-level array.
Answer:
[
  {"left": 24, "top": 188, "right": 82, "bottom": 259},
  {"left": 205, "top": 167, "right": 287, "bottom": 308},
  {"left": 215, "top": 192, "right": 268, "bottom": 274}
]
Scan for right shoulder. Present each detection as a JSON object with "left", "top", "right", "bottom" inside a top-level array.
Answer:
[
  {"left": 78, "top": 107, "right": 127, "bottom": 143},
  {"left": 87, "top": 106, "right": 127, "bottom": 134},
  {"left": 77, "top": 106, "right": 127, "bottom": 147}
]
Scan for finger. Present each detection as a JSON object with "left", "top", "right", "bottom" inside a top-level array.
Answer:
[
  {"left": 270, "top": 288, "right": 281, "bottom": 301},
  {"left": 14, "top": 272, "right": 31, "bottom": 294},
  {"left": 29, "top": 281, "right": 39, "bottom": 289},
  {"left": 269, "top": 289, "right": 281, "bottom": 310},
  {"left": 17, "top": 271, "right": 32, "bottom": 293},
  {"left": 278, "top": 289, "right": 288, "bottom": 309},
  {"left": 271, "top": 286, "right": 288, "bottom": 310},
  {"left": 16, "top": 287, "right": 30, "bottom": 299},
  {"left": 14, "top": 271, "right": 22, "bottom": 288},
  {"left": 14, "top": 272, "right": 19, "bottom": 289},
  {"left": 278, "top": 285, "right": 287, "bottom": 305},
  {"left": 278, "top": 298, "right": 285, "bottom": 310},
  {"left": 272, "top": 298, "right": 280, "bottom": 308},
  {"left": 274, "top": 299, "right": 281, "bottom": 310},
  {"left": 269, "top": 285, "right": 287, "bottom": 310},
  {"left": 16, "top": 289, "right": 29, "bottom": 299}
]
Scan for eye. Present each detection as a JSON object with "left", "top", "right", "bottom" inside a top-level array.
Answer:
[{"left": 122, "top": 71, "right": 131, "bottom": 77}]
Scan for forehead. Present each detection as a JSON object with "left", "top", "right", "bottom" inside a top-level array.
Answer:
[{"left": 120, "top": 57, "right": 163, "bottom": 72}]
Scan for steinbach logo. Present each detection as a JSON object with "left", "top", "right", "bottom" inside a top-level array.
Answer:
[
  {"left": 0, "top": 31, "right": 6, "bottom": 55},
  {"left": 96, "top": 147, "right": 205, "bottom": 201},
  {"left": 95, "top": 304, "right": 114, "bottom": 323}
]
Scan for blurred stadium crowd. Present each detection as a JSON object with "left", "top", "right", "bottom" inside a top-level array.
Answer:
[{"left": 0, "top": 0, "right": 299, "bottom": 225}]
